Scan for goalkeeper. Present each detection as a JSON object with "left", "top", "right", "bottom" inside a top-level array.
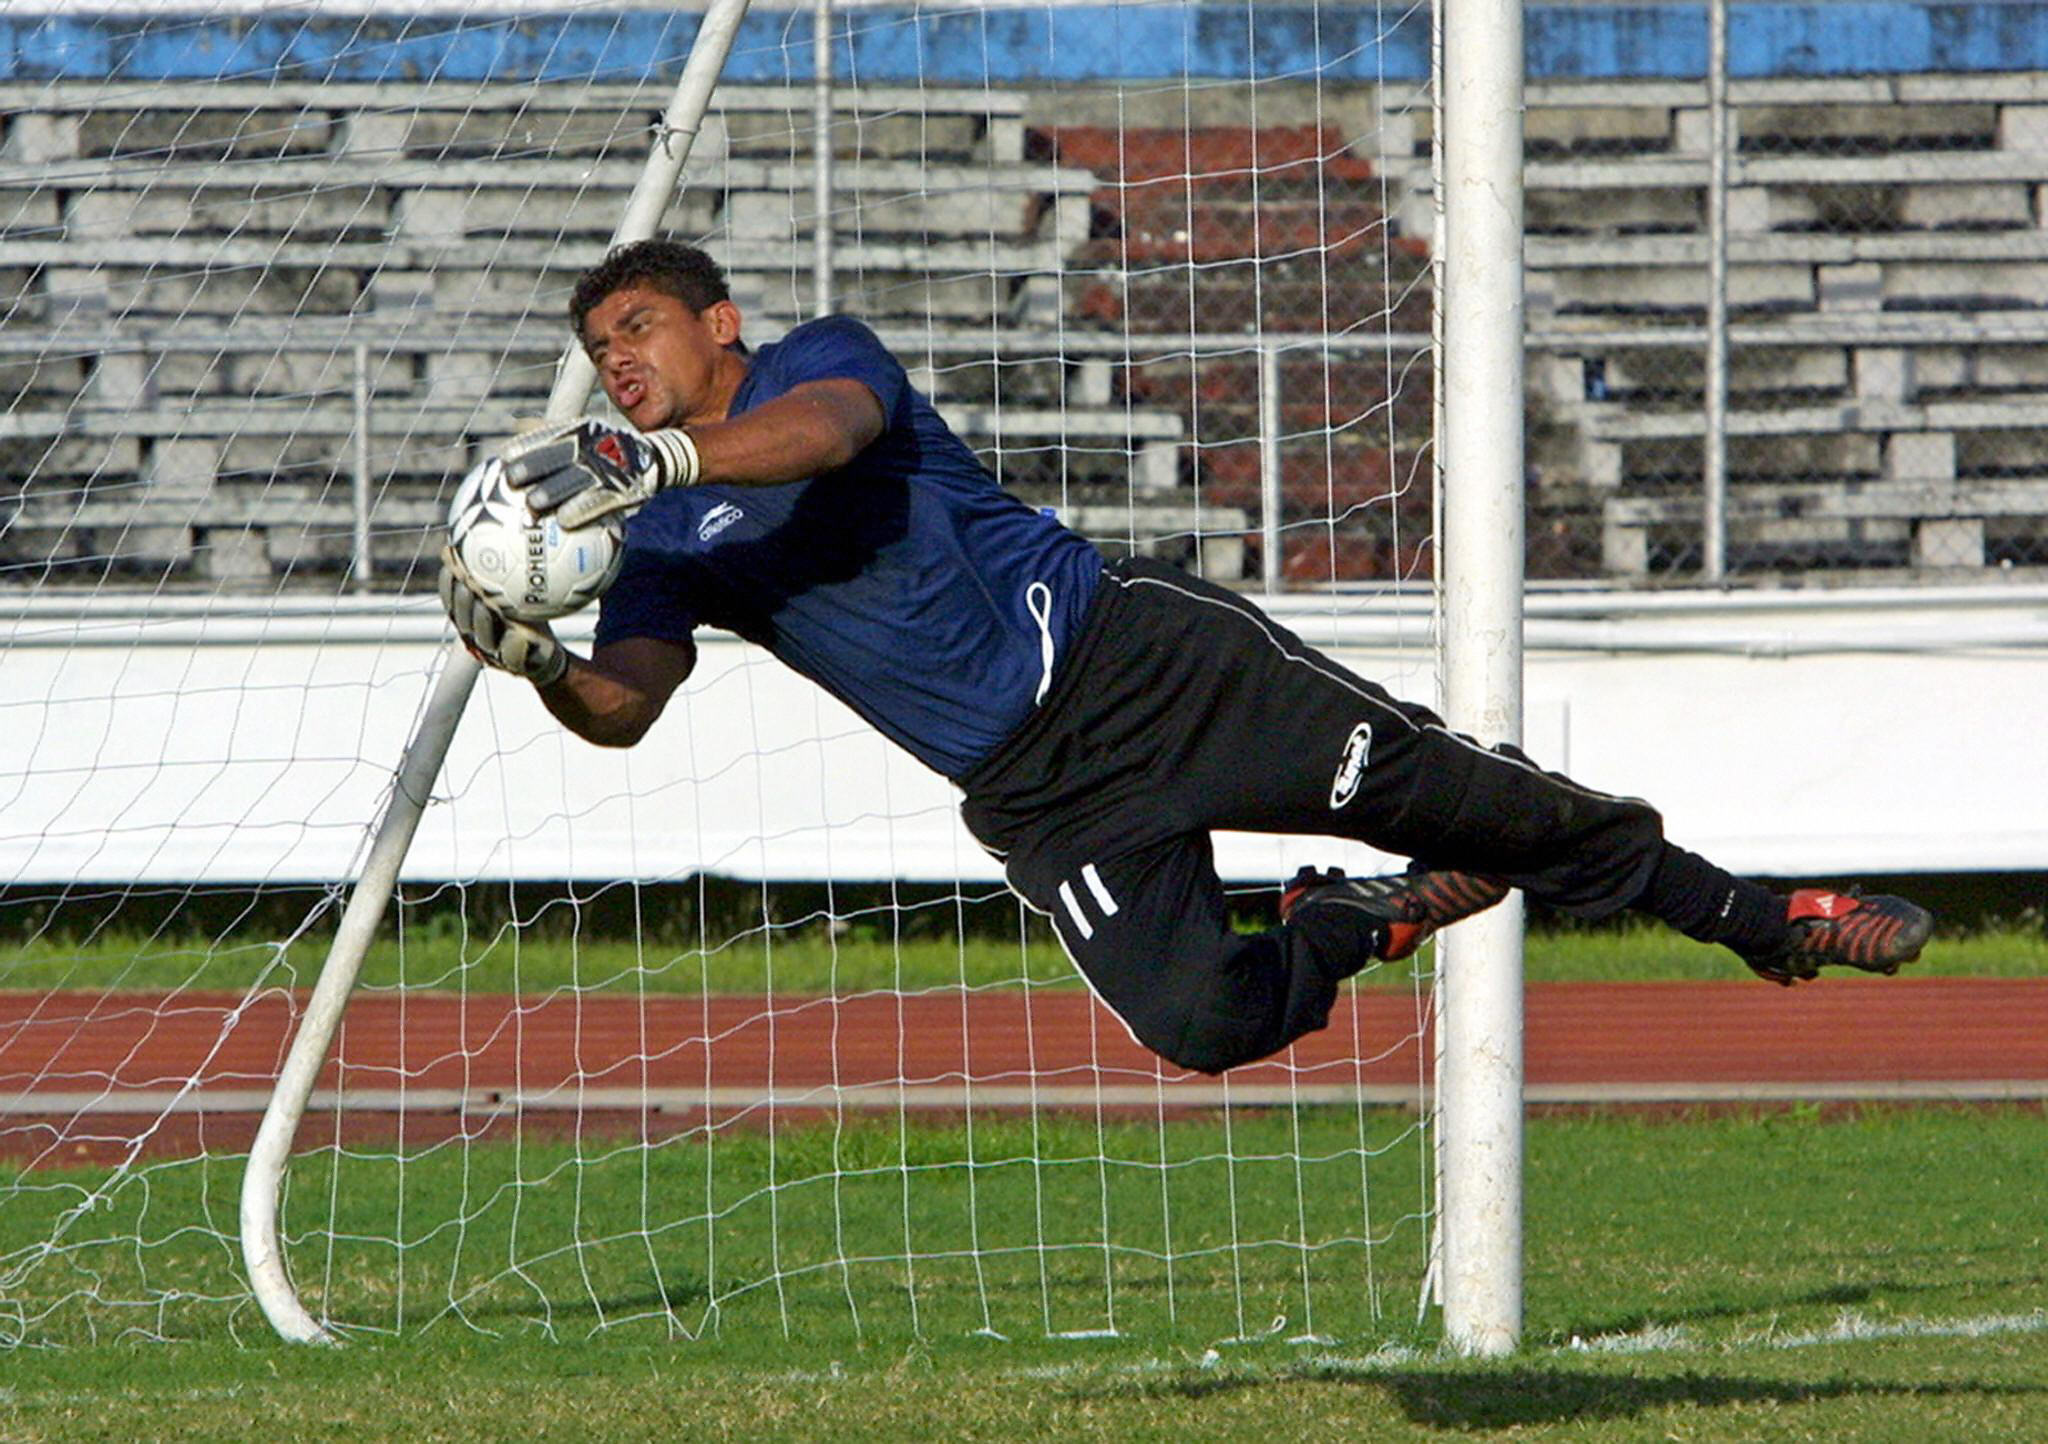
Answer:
[{"left": 440, "top": 239, "right": 1933, "bottom": 1075}]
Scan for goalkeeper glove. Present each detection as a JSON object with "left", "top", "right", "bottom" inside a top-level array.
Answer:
[
  {"left": 439, "top": 545, "right": 569, "bottom": 687},
  {"left": 499, "top": 418, "right": 700, "bottom": 528}
]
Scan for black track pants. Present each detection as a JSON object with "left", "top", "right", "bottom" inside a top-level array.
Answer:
[{"left": 958, "top": 558, "right": 1666, "bottom": 1074}]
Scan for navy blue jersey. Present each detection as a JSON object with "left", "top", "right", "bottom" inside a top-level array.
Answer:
[{"left": 593, "top": 315, "right": 1103, "bottom": 780}]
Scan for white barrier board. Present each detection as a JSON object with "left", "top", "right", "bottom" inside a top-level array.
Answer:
[{"left": 5, "top": 589, "right": 2045, "bottom": 885}]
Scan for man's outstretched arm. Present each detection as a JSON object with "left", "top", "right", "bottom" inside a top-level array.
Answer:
[
  {"left": 506, "top": 378, "right": 886, "bottom": 528},
  {"left": 536, "top": 635, "right": 697, "bottom": 748},
  {"left": 689, "top": 377, "right": 885, "bottom": 484}
]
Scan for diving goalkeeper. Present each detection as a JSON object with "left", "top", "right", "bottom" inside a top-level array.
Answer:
[{"left": 438, "top": 238, "right": 1933, "bottom": 1075}]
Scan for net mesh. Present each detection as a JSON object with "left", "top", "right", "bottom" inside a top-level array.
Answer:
[{"left": 0, "top": 1, "right": 1439, "bottom": 1348}]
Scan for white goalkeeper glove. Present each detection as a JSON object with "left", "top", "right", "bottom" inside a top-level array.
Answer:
[
  {"left": 499, "top": 418, "right": 700, "bottom": 528},
  {"left": 438, "top": 545, "right": 569, "bottom": 687}
]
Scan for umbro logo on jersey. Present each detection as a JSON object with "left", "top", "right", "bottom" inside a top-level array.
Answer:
[
  {"left": 697, "top": 501, "right": 745, "bottom": 543},
  {"left": 1329, "top": 722, "right": 1373, "bottom": 809}
]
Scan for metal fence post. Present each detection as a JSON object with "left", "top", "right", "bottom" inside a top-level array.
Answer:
[
  {"left": 812, "top": 0, "right": 835, "bottom": 318},
  {"left": 1259, "top": 342, "right": 1283, "bottom": 594},
  {"left": 351, "top": 341, "right": 372, "bottom": 594},
  {"left": 1703, "top": 0, "right": 1731, "bottom": 581}
]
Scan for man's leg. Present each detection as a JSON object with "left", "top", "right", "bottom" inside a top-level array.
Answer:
[
  {"left": 1099, "top": 560, "right": 1930, "bottom": 978},
  {"left": 962, "top": 557, "right": 1931, "bottom": 1079},
  {"left": 998, "top": 826, "right": 1370, "bottom": 1075}
]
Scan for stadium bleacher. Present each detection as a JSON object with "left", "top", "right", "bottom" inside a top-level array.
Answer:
[
  {"left": 8, "top": 6, "right": 2048, "bottom": 587},
  {"left": 1408, "top": 75, "right": 2048, "bottom": 576},
  {"left": 0, "top": 81, "right": 1238, "bottom": 583}
]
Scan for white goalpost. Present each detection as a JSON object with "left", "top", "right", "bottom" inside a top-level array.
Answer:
[
  {"left": 1434, "top": 0, "right": 1529, "bottom": 1357},
  {"left": 0, "top": 0, "right": 1521, "bottom": 1353}
]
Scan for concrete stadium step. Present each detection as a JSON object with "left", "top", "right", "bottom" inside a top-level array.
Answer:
[
  {"left": 8, "top": 239, "right": 1076, "bottom": 333},
  {"left": 1540, "top": 328, "right": 2048, "bottom": 411},
  {"left": 1610, "top": 475, "right": 2048, "bottom": 524},
  {"left": 0, "top": 400, "right": 1184, "bottom": 453},
  {"left": 1530, "top": 231, "right": 2048, "bottom": 270},
  {"left": 1600, "top": 477, "right": 2048, "bottom": 574},
  {"left": 12, "top": 157, "right": 1095, "bottom": 241},
  {"left": 1, "top": 81, "right": 1029, "bottom": 166},
  {"left": 1387, "top": 74, "right": 2048, "bottom": 252},
  {"left": 1579, "top": 394, "right": 2048, "bottom": 443},
  {"left": 1526, "top": 150, "right": 2048, "bottom": 193}
]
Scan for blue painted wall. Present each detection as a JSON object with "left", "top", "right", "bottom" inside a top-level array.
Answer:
[{"left": 5, "top": 4, "right": 2048, "bottom": 85}]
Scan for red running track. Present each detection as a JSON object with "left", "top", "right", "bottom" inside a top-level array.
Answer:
[{"left": 0, "top": 979, "right": 2040, "bottom": 1162}]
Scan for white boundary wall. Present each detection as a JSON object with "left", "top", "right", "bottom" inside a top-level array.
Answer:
[{"left": 6, "top": 587, "right": 2045, "bottom": 886}]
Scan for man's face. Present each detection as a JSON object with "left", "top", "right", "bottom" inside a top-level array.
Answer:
[{"left": 581, "top": 284, "right": 743, "bottom": 431}]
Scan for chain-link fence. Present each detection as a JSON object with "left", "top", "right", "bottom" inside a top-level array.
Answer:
[
  {"left": 1031, "top": 55, "right": 2048, "bottom": 593},
  {"left": 1517, "top": 74, "right": 2048, "bottom": 586},
  {"left": 0, "top": 6, "right": 1432, "bottom": 599},
  {"left": 5, "top": 8, "right": 2046, "bottom": 596}
]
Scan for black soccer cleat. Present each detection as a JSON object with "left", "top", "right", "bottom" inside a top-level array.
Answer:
[
  {"left": 1279, "top": 864, "right": 1512, "bottom": 963},
  {"left": 1743, "top": 888, "right": 1934, "bottom": 987}
]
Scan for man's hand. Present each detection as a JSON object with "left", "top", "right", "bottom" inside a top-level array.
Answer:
[
  {"left": 439, "top": 545, "right": 569, "bottom": 686},
  {"left": 499, "top": 419, "right": 700, "bottom": 528}
]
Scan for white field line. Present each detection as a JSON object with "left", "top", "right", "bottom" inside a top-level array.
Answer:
[
  {"left": 988, "top": 1308, "right": 2048, "bottom": 1384},
  {"left": 4, "top": 1079, "right": 2047, "bottom": 1116},
  {"left": 1568, "top": 1308, "right": 2048, "bottom": 1355}
]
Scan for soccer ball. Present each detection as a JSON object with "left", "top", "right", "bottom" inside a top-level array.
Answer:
[{"left": 446, "top": 455, "right": 625, "bottom": 622}]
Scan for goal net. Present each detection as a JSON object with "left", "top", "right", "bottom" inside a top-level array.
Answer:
[{"left": 0, "top": 0, "right": 1442, "bottom": 1348}]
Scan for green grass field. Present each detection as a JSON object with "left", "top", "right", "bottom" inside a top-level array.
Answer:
[
  {"left": 4, "top": 920, "right": 2045, "bottom": 995},
  {"left": 2, "top": 916, "right": 2042, "bottom": 1439},
  {"left": 2, "top": 1108, "right": 2043, "bottom": 1440}
]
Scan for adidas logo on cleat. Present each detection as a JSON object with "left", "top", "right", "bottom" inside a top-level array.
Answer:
[{"left": 1745, "top": 888, "right": 1934, "bottom": 986}]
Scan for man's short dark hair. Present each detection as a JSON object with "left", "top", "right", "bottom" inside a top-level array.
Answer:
[{"left": 570, "top": 239, "right": 732, "bottom": 335}]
